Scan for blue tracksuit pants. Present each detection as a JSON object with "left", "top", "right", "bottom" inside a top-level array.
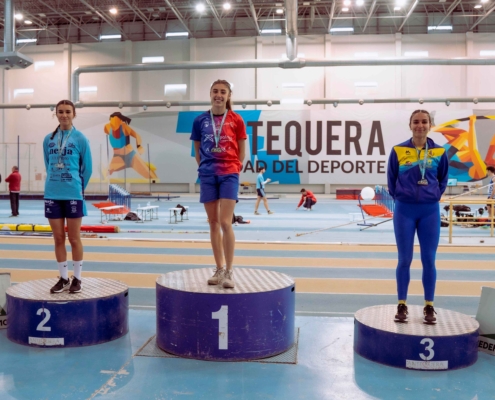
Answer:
[{"left": 393, "top": 200, "right": 440, "bottom": 302}]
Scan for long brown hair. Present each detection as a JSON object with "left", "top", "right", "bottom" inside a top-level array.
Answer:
[
  {"left": 51, "top": 100, "right": 76, "bottom": 139},
  {"left": 210, "top": 79, "right": 233, "bottom": 111}
]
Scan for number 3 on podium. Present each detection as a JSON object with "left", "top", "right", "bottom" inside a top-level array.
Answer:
[
  {"left": 212, "top": 305, "right": 228, "bottom": 350},
  {"left": 419, "top": 338, "right": 435, "bottom": 361}
]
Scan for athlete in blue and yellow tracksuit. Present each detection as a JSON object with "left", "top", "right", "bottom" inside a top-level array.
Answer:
[{"left": 388, "top": 134, "right": 449, "bottom": 323}]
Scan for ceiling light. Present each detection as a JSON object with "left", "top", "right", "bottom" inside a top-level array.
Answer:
[
  {"left": 330, "top": 27, "right": 354, "bottom": 32},
  {"left": 100, "top": 34, "right": 122, "bottom": 40},
  {"left": 223, "top": 2, "right": 231, "bottom": 10},
  {"left": 152, "top": 13, "right": 159, "bottom": 17},
  {"left": 261, "top": 28, "right": 282, "bottom": 34},
  {"left": 344, "top": 0, "right": 351, "bottom": 6},
  {"left": 356, "top": 0, "right": 364, "bottom": 5},
  {"left": 16, "top": 38, "right": 36, "bottom": 44},
  {"left": 428, "top": 25, "right": 453, "bottom": 31},
  {"left": 474, "top": 4, "right": 482, "bottom": 8},
  {"left": 396, "top": 0, "right": 406, "bottom": 5},
  {"left": 480, "top": 50, "right": 495, "bottom": 56},
  {"left": 92, "top": 16, "right": 99, "bottom": 20},
  {"left": 24, "top": 20, "right": 33, "bottom": 25},
  {"left": 109, "top": 8, "right": 117, "bottom": 14},
  {"left": 196, "top": 4, "right": 206, "bottom": 12},
  {"left": 38, "top": 13, "right": 46, "bottom": 17},
  {"left": 158, "top": 7, "right": 166, "bottom": 11},
  {"left": 276, "top": 8, "right": 284, "bottom": 14},
  {"left": 147, "top": 8, "right": 154, "bottom": 12},
  {"left": 14, "top": 13, "right": 23, "bottom": 21},
  {"left": 394, "top": 6, "right": 401, "bottom": 11},
  {"left": 342, "top": 7, "right": 349, "bottom": 11},
  {"left": 142, "top": 56, "right": 165, "bottom": 63},
  {"left": 166, "top": 32, "right": 189, "bottom": 37},
  {"left": 481, "top": 0, "right": 489, "bottom": 3}
]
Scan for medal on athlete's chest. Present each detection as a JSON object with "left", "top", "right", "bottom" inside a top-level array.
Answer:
[
  {"left": 209, "top": 109, "right": 227, "bottom": 154},
  {"left": 415, "top": 141, "right": 430, "bottom": 186}
]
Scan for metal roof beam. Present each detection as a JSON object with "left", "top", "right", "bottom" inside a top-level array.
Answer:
[
  {"left": 327, "top": 1, "right": 336, "bottom": 32},
  {"left": 435, "top": 0, "right": 462, "bottom": 29},
  {"left": 398, "top": 0, "right": 419, "bottom": 32},
  {"left": 205, "top": 0, "right": 226, "bottom": 35},
  {"left": 121, "top": 0, "right": 161, "bottom": 38},
  {"left": 363, "top": 0, "right": 377, "bottom": 32},
  {"left": 247, "top": 0, "right": 261, "bottom": 35},
  {"left": 470, "top": 3, "right": 495, "bottom": 31},
  {"left": 79, "top": 0, "right": 130, "bottom": 40},
  {"left": 163, "top": 0, "right": 193, "bottom": 37}
]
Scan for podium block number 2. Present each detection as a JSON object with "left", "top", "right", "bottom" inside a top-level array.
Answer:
[
  {"left": 212, "top": 305, "right": 228, "bottom": 350},
  {"left": 36, "top": 308, "right": 52, "bottom": 332}
]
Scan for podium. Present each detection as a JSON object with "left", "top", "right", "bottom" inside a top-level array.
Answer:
[
  {"left": 7, "top": 278, "right": 129, "bottom": 347},
  {"left": 354, "top": 305, "right": 479, "bottom": 370},
  {"left": 156, "top": 268, "right": 295, "bottom": 361}
]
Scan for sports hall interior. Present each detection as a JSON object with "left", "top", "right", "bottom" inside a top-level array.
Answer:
[{"left": 0, "top": 0, "right": 495, "bottom": 399}]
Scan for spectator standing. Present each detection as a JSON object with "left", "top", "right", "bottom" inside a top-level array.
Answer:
[{"left": 5, "top": 166, "right": 21, "bottom": 217}]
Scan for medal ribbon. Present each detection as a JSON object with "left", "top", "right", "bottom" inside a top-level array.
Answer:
[
  {"left": 57, "top": 127, "right": 73, "bottom": 165},
  {"left": 415, "top": 140, "right": 429, "bottom": 181},
  {"left": 209, "top": 110, "right": 228, "bottom": 149}
]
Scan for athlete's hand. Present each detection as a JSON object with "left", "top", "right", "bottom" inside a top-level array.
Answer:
[
  {"left": 137, "top": 145, "right": 145, "bottom": 155},
  {"left": 266, "top": 178, "right": 271, "bottom": 183}
]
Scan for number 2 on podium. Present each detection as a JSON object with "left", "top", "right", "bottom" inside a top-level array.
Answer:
[
  {"left": 36, "top": 308, "right": 52, "bottom": 332},
  {"left": 212, "top": 305, "right": 228, "bottom": 350}
]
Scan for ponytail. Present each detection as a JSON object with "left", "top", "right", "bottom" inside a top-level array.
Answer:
[{"left": 50, "top": 125, "right": 60, "bottom": 140}]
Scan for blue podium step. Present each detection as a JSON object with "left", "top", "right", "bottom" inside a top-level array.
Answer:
[
  {"left": 156, "top": 268, "right": 295, "bottom": 361},
  {"left": 7, "top": 278, "right": 129, "bottom": 347},
  {"left": 354, "top": 304, "right": 479, "bottom": 370}
]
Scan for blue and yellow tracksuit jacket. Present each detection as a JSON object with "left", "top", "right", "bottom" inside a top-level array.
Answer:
[{"left": 387, "top": 138, "right": 449, "bottom": 204}]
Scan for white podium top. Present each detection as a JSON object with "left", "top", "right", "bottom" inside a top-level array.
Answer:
[
  {"left": 355, "top": 305, "right": 479, "bottom": 336},
  {"left": 157, "top": 268, "right": 294, "bottom": 294},
  {"left": 6, "top": 278, "right": 128, "bottom": 301}
]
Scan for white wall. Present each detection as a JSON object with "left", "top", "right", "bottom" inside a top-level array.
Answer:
[{"left": 2, "top": 32, "right": 495, "bottom": 192}]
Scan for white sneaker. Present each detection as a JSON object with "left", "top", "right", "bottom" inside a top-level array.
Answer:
[
  {"left": 207, "top": 268, "right": 225, "bottom": 285},
  {"left": 222, "top": 270, "right": 235, "bottom": 288}
]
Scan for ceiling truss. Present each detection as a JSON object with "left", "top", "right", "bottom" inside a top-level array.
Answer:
[{"left": 1, "top": 0, "right": 494, "bottom": 44}]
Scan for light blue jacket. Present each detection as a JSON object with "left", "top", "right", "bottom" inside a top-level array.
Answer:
[{"left": 43, "top": 127, "right": 92, "bottom": 204}]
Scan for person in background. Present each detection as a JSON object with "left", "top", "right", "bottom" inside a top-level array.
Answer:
[
  {"left": 254, "top": 166, "right": 274, "bottom": 215},
  {"left": 486, "top": 166, "right": 495, "bottom": 217},
  {"left": 296, "top": 188, "right": 317, "bottom": 211},
  {"left": 44, "top": 99, "right": 92, "bottom": 295},
  {"left": 5, "top": 166, "right": 21, "bottom": 217}
]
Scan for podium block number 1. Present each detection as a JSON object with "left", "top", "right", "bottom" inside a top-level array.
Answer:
[{"left": 212, "top": 305, "right": 228, "bottom": 350}]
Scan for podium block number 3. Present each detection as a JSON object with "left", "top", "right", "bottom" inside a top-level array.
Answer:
[
  {"left": 419, "top": 338, "right": 435, "bottom": 361},
  {"left": 36, "top": 308, "right": 52, "bottom": 332},
  {"left": 212, "top": 305, "right": 228, "bottom": 350}
]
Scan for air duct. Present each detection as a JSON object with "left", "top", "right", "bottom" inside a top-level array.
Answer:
[
  {"left": 0, "top": 0, "right": 33, "bottom": 69},
  {"left": 285, "top": 0, "right": 298, "bottom": 61}
]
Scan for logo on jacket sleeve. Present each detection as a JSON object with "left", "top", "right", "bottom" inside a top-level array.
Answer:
[{"left": 49, "top": 142, "right": 56, "bottom": 148}]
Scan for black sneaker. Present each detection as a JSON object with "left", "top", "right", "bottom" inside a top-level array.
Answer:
[
  {"left": 423, "top": 305, "right": 437, "bottom": 325},
  {"left": 50, "top": 277, "right": 70, "bottom": 293},
  {"left": 394, "top": 304, "right": 408, "bottom": 323},
  {"left": 69, "top": 277, "right": 82, "bottom": 294}
]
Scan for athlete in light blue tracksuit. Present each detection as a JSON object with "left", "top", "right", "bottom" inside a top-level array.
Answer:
[
  {"left": 254, "top": 166, "right": 274, "bottom": 215},
  {"left": 43, "top": 100, "right": 92, "bottom": 295},
  {"left": 387, "top": 109, "right": 449, "bottom": 325}
]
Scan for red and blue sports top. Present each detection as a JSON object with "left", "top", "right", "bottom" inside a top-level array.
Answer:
[
  {"left": 190, "top": 110, "right": 247, "bottom": 176},
  {"left": 387, "top": 137, "right": 449, "bottom": 204}
]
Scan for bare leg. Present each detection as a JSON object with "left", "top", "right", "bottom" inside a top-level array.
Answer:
[
  {"left": 254, "top": 196, "right": 261, "bottom": 212},
  {"left": 204, "top": 200, "right": 224, "bottom": 269},
  {"left": 67, "top": 218, "right": 83, "bottom": 261},
  {"left": 48, "top": 218, "right": 67, "bottom": 262},
  {"left": 219, "top": 199, "right": 236, "bottom": 270},
  {"left": 263, "top": 197, "right": 270, "bottom": 211}
]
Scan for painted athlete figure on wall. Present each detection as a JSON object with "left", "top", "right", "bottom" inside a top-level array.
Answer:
[
  {"left": 104, "top": 112, "right": 158, "bottom": 180},
  {"left": 387, "top": 110, "right": 449, "bottom": 325}
]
